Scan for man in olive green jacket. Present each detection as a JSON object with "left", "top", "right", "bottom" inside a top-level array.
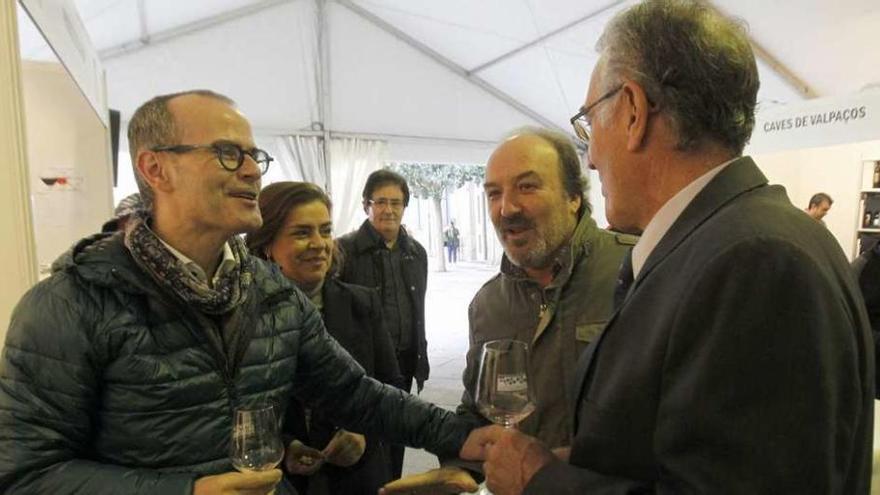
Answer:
[
  {"left": 382, "top": 128, "right": 634, "bottom": 494},
  {"left": 461, "top": 129, "right": 634, "bottom": 450}
]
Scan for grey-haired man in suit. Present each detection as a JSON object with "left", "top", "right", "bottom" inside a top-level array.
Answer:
[{"left": 458, "top": 2, "right": 874, "bottom": 494}]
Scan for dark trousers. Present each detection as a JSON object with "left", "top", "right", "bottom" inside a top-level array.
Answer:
[{"left": 390, "top": 350, "right": 417, "bottom": 479}]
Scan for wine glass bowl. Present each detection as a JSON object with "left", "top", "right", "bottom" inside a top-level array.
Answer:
[
  {"left": 230, "top": 404, "right": 285, "bottom": 473},
  {"left": 475, "top": 339, "right": 536, "bottom": 428}
]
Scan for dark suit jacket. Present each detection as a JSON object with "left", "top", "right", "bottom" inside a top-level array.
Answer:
[
  {"left": 852, "top": 244, "right": 880, "bottom": 397},
  {"left": 526, "top": 157, "right": 874, "bottom": 494}
]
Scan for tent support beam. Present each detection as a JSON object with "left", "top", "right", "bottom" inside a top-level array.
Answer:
[
  {"left": 748, "top": 38, "right": 819, "bottom": 99},
  {"left": 704, "top": 1, "right": 818, "bottom": 99},
  {"left": 337, "top": 0, "right": 566, "bottom": 134},
  {"left": 468, "top": 0, "right": 626, "bottom": 75},
  {"left": 316, "top": 0, "right": 333, "bottom": 192},
  {"left": 136, "top": 0, "right": 148, "bottom": 44},
  {"left": 99, "top": 0, "right": 295, "bottom": 60},
  {"left": 254, "top": 127, "right": 498, "bottom": 146}
]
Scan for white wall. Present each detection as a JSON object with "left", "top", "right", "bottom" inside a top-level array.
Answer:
[
  {"left": 754, "top": 139, "right": 880, "bottom": 259},
  {"left": 22, "top": 61, "right": 113, "bottom": 274}
]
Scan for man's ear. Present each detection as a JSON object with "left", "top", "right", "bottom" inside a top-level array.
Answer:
[
  {"left": 568, "top": 194, "right": 582, "bottom": 217},
  {"left": 135, "top": 150, "right": 173, "bottom": 193},
  {"left": 621, "top": 80, "right": 652, "bottom": 152}
]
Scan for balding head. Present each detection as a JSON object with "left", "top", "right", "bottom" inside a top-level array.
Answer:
[{"left": 484, "top": 130, "right": 583, "bottom": 278}]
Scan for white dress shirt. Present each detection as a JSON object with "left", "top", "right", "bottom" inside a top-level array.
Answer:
[
  {"left": 632, "top": 158, "right": 736, "bottom": 279},
  {"left": 157, "top": 237, "right": 237, "bottom": 288}
]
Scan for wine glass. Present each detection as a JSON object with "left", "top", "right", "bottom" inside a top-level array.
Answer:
[
  {"left": 476, "top": 339, "right": 536, "bottom": 428},
  {"left": 230, "top": 404, "right": 285, "bottom": 473},
  {"left": 474, "top": 339, "right": 536, "bottom": 495}
]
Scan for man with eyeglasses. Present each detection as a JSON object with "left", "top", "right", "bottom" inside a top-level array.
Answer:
[
  {"left": 455, "top": 2, "right": 873, "bottom": 494},
  {"left": 0, "top": 90, "right": 480, "bottom": 495},
  {"left": 337, "top": 169, "right": 430, "bottom": 479}
]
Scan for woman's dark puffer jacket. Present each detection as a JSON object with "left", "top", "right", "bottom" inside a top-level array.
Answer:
[{"left": 0, "top": 233, "right": 471, "bottom": 494}]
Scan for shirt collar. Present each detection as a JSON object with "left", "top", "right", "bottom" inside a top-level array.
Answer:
[
  {"left": 364, "top": 220, "right": 404, "bottom": 251},
  {"left": 632, "top": 158, "right": 736, "bottom": 279},
  {"left": 157, "top": 236, "right": 237, "bottom": 287}
]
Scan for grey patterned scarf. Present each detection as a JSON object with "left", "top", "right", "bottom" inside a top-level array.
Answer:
[{"left": 124, "top": 211, "right": 254, "bottom": 314}]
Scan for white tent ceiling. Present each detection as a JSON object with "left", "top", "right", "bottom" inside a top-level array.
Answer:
[{"left": 19, "top": 0, "right": 880, "bottom": 158}]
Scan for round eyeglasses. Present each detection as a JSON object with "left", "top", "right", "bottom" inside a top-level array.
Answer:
[{"left": 150, "top": 142, "right": 274, "bottom": 175}]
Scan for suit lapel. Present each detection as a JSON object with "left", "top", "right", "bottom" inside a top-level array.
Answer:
[
  {"left": 570, "top": 157, "right": 769, "bottom": 430},
  {"left": 634, "top": 157, "right": 767, "bottom": 290}
]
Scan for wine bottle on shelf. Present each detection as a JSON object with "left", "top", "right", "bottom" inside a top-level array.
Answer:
[
  {"left": 865, "top": 211, "right": 873, "bottom": 228},
  {"left": 874, "top": 162, "right": 880, "bottom": 188},
  {"left": 873, "top": 212, "right": 880, "bottom": 228}
]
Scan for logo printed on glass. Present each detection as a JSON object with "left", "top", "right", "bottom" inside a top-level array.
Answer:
[{"left": 497, "top": 373, "right": 528, "bottom": 393}]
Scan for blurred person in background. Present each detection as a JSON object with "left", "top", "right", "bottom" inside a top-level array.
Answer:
[{"left": 805, "top": 192, "right": 833, "bottom": 224}]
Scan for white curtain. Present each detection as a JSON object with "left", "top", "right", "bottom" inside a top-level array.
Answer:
[
  {"left": 329, "top": 137, "right": 388, "bottom": 236},
  {"left": 274, "top": 135, "right": 327, "bottom": 188}
]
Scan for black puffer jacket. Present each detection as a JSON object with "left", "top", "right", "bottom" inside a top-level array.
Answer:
[{"left": 0, "top": 233, "right": 471, "bottom": 494}]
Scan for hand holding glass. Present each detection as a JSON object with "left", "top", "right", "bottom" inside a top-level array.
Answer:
[{"left": 230, "top": 404, "right": 285, "bottom": 473}]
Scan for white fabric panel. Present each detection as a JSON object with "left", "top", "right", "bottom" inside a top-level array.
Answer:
[
  {"left": 351, "top": 0, "right": 616, "bottom": 71},
  {"left": 714, "top": 0, "right": 880, "bottom": 96},
  {"left": 349, "top": 0, "right": 535, "bottom": 70},
  {"left": 276, "top": 135, "right": 327, "bottom": 188},
  {"left": 479, "top": 2, "right": 803, "bottom": 132},
  {"left": 71, "top": 0, "right": 141, "bottom": 52},
  {"left": 329, "top": 2, "right": 542, "bottom": 141},
  {"left": 253, "top": 135, "right": 294, "bottom": 186},
  {"left": 101, "top": 1, "right": 317, "bottom": 130},
  {"left": 142, "top": 0, "right": 268, "bottom": 36},
  {"left": 74, "top": 0, "right": 880, "bottom": 144},
  {"left": 479, "top": 45, "right": 598, "bottom": 133},
  {"left": 329, "top": 138, "right": 388, "bottom": 236},
  {"left": 16, "top": 6, "right": 55, "bottom": 61},
  {"left": 386, "top": 139, "right": 494, "bottom": 164},
  {"left": 754, "top": 58, "right": 807, "bottom": 107}
]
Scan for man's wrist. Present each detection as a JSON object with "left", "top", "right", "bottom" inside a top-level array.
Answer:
[
  {"left": 521, "top": 457, "right": 565, "bottom": 495},
  {"left": 520, "top": 441, "right": 556, "bottom": 488}
]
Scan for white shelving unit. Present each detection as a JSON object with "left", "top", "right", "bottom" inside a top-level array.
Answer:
[{"left": 855, "top": 159, "right": 880, "bottom": 257}]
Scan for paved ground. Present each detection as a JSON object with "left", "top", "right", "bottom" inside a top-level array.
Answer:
[{"left": 402, "top": 260, "right": 498, "bottom": 476}]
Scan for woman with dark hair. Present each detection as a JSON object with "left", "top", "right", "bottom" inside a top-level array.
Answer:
[{"left": 246, "top": 181, "right": 401, "bottom": 495}]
